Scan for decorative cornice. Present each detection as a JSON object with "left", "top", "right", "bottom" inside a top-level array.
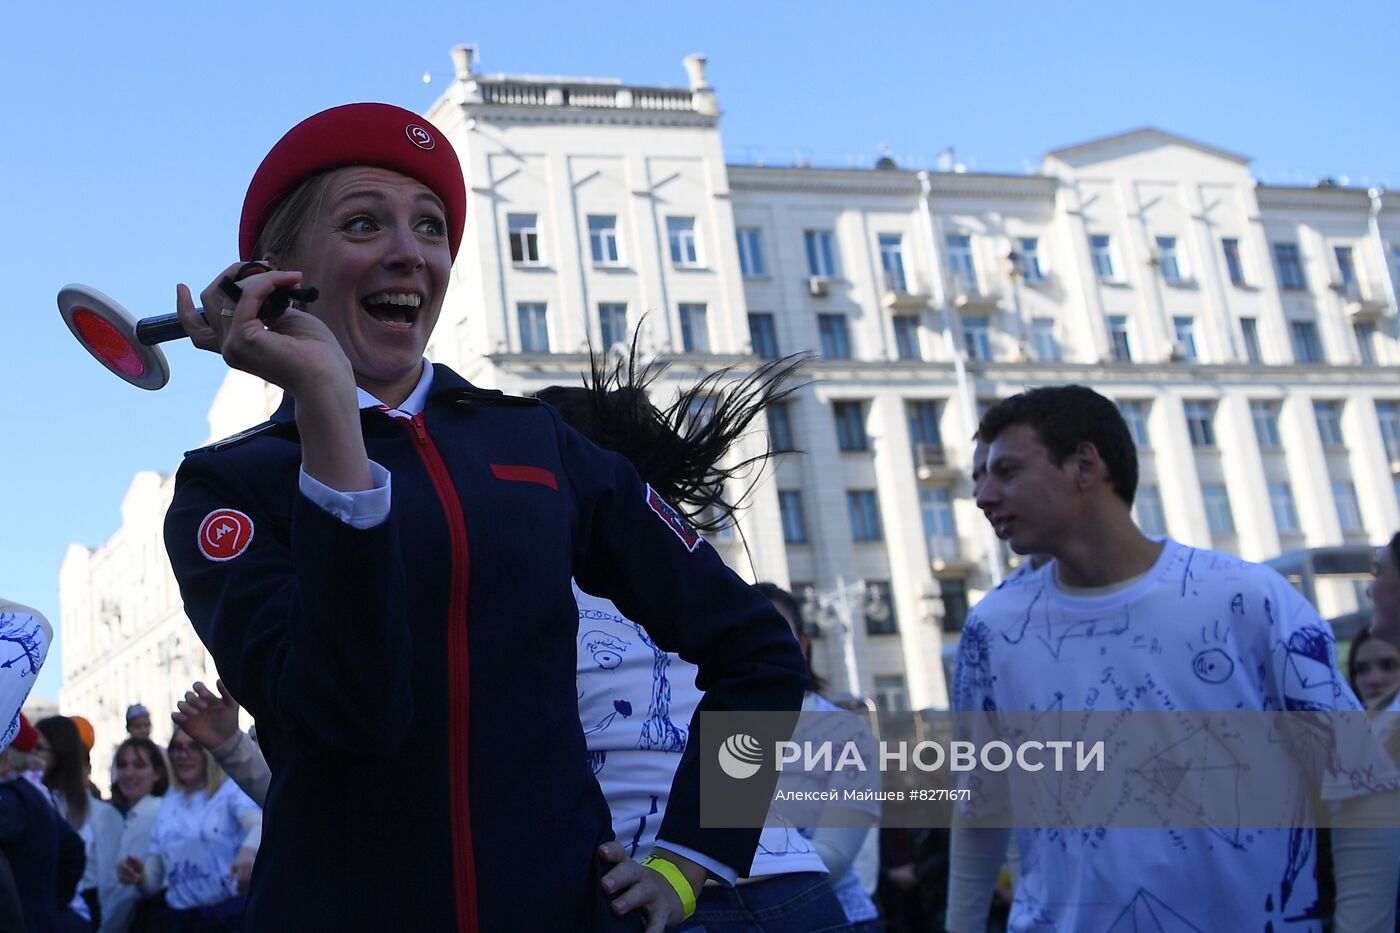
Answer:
[
  {"left": 725, "top": 165, "right": 1056, "bottom": 201},
  {"left": 1255, "top": 184, "right": 1375, "bottom": 212},
  {"left": 1046, "top": 127, "right": 1251, "bottom": 166},
  {"left": 466, "top": 105, "right": 718, "bottom": 130}
]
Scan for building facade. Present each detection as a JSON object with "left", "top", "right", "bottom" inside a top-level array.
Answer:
[{"left": 61, "top": 48, "right": 1400, "bottom": 736}]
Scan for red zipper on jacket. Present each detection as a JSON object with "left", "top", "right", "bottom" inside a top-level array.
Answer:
[{"left": 406, "top": 412, "right": 478, "bottom": 933}]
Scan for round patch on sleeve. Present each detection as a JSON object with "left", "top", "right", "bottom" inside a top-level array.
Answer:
[{"left": 197, "top": 509, "right": 255, "bottom": 562}]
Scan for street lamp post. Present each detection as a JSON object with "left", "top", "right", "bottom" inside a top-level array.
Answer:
[{"left": 800, "top": 578, "right": 888, "bottom": 700}]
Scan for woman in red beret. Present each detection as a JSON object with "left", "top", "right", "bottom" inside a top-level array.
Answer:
[{"left": 162, "top": 103, "right": 806, "bottom": 933}]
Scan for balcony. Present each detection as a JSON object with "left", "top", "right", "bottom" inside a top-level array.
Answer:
[
  {"left": 927, "top": 534, "right": 977, "bottom": 573},
  {"left": 949, "top": 273, "right": 1001, "bottom": 311},
  {"left": 1331, "top": 279, "right": 1392, "bottom": 321},
  {"left": 913, "top": 442, "right": 961, "bottom": 481},
  {"left": 881, "top": 271, "right": 929, "bottom": 310}
]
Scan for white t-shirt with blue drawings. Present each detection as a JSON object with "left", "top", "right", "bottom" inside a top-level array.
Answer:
[
  {"left": 149, "top": 780, "right": 259, "bottom": 910},
  {"left": 953, "top": 538, "right": 1383, "bottom": 933},
  {"left": 575, "top": 583, "right": 828, "bottom": 880}
]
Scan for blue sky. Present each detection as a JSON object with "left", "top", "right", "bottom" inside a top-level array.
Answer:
[{"left": 4, "top": 0, "right": 1397, "bottom": 703}]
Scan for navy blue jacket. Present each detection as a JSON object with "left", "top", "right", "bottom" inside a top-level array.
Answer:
[
  {"left": 164, "top": 365, "right": 807, "bottom": 932},
  {"left": 0, "top": 778, "right": 86, "bottom": 933}
]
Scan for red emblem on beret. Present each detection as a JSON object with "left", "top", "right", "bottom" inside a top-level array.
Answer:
[{"left": 198, "top": 509, "right": 255, "bottom": 562}]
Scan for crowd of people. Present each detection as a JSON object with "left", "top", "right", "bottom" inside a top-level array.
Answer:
[{"left": 4, "top": 99, "right": 1400, "bottom": 932}]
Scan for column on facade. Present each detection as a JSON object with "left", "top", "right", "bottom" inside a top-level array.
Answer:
[
  {"left": 1052, "top": 184, "right": 1112, "bottom": 363},
  {"left": 1215, "top": 390, "right": 1279, "bottom": 559},
  {"left": 868, "top": 394, "right": 943, "bottom": 710},
  {"left": 1150, "top": 394, "right": 1210, "bottom": 545},
  {"left": 1343, "top": 394, "right": 1400, "bottom": 540},
  {"left": 1279, "top": 390, "right": 1343, "bottom": 545}
]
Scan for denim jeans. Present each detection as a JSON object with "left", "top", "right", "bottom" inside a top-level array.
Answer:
[{"left": 677, "top": 872, "right": 855, "bottom": 933}]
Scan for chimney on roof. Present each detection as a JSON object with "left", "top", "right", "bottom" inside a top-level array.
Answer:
[
  {"left": 684, "top": 54, "right": 719, "bottom": 116},
  {"left": 452, "top": 45, "right": 475, "bottom": 81},
  {"left": 683, "top": 54, "right": 710, "bottom": 90}
]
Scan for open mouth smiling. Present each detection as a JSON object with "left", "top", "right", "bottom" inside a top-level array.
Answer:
[{"left": 362, "top": 291, "right": 423, "bottom": 330}]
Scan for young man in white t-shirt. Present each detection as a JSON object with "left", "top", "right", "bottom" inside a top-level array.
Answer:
[{"left": 946, "top": 385, "right": 1398, "bottom": 933}]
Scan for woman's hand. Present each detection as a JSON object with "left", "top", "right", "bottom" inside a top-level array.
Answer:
[
  {"left": 230, "top": 847, "right": 256, "bottom": 894},
  {"left": 176, "top": 264, "right": 353, "bottom": 401},
  {"left": 597, "top": 842, "right": 703, "bottom": 932},
  {"left": 116, "top": 855, "right": 144, "bottom": 886},
  {"left": 172, "top": 680, "right": 240, "bottom": 753}
]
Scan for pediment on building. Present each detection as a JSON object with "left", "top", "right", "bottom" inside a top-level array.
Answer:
[{"left": 1045, "top": 127, "right": 1250, "bottom": 168}]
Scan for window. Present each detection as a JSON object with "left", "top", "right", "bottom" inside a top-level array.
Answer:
[
  {"left": 1029, "top": 318, "right": 1060, "bottom": 361},
  {"left": 1334, "top": 245, "right": 1358, "bottom": 292},
  {"left": 778, "top": 491, "right": 807, "bottom": 543},
  {"left": 1090, "top": 234, "right": 1115, "bottom": 279},
  {"left": 818, "top": 314, "right": 852, "bottom": 359},
  {"left": 1156, "top": 236, "right": 1183, "bottom": 284},
  {"left": 1313, "top": 401, "right": 1345, "bottom": 448},
  {"left": 962, "top": 317, "right": 992, "bottom": 360},
  {"left": 1240, "top": 318, "right": 1263, "bottom": 363},
  {"left": 805, "top": 230, "right": 838, "bottom": 278},
  {"left": 1355, "top": 322, "right": 1378, "bottom": 365},
  {"left": 1250, "top": 400, "right": 1282, "bottom": 449},
  {"left": 768, "top": 402, "right": 795, "bottom": 452},
  {"left": 834, "top": 402, "right": 868, "bottom": 451},
  {"left": 736, "top": 228, "right": 765, "bottom": 277},
  {"left": 1016, "top": 237, "right": 1046, "bottom": 283},
  {"left": 1222, "top": 238, "right": 1246, "bottom": 286},
  {"left": 1108, "top": 315, "right": 1132, "bottom": 362},
  {"left": 508, "top": 213, "right": 541, "bottom": 264},
  {"left": 921, "top": 487, "right": 958, "bottom": 559},
  {"left": 946, "top": 234, "right": 978, "bottom": 294},
  {"left": 873, "top": 674, "right": 908, "bottom": 711},
  {"left": 516, "top": 303, "right": 549, "bottom": 353},
  {"left": 1203, "top": 484, "right": 1236, "bottom": 535},
  {"left": 598, "top": 303, "right": 628, "bottom": 348},
  {"left": 938, "top": 579, "right": 969, "bottom": 633},
  {"left": 1269, "top": 483, "right": 1300, "bottom": 534},
  {"left": 1334, "top": 482, "right": 1364, "bottom": 532},
  {"left": 1172, "top": 316, "right": 1199, "bottom": 361},
  {"left": 1273, "top": 243, "right": 1306, "bottom": 290},
  {"left": 587, "top": 215, "right": 620, "bottom": 265},
  {"left": 879, "top": 233, "right": 908, "bottom": 292},
  {"left": 667, "top": 217, "right": 699, "bottom": 267},
  {"left": 748, "top": 313, "right": 779, "bottom": 359},
  {"left": 893, "top": 316, "right": 922, "bottom": 361},
  {"left": 1377, "top": 402, "right": 1400, "bottom": 461},
  {"left": 863, "top": 582, "right": 897, "bottom": 635},
  {"left": 1184, "top": 400, "right": 1217, "bottom": 447},
  {"left": 1290, "top": 321, "right": 1323, "bottom": 363},
  {"left": 907, "top": 401, "right": 943, "bottom": 458},
  {"left": 847, "top": 490, "right": 883, "bottom": 541},
  {"left": 678, "top": 303, "right": 710, "bottom": 353},
  {"left": 1135, "top": 485, "right": 1167, "bottom": 536},
  {"left": 1118, "top": 400, "right": 1151, "bottom": 447}
]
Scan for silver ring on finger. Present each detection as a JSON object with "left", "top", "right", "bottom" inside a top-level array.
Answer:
[{"left": 220, "top": 307, "right": 235, "bottom": 318}]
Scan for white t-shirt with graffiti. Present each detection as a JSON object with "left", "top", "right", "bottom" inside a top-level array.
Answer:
[
  {"left": 149, "top": 780, "right": 259, "bottom": 909},
  {"left": 953, "top": 538, "right": 1376, "bottom": 933},
  {"left": 576, "top": 584, "right": 827, "bottom": 878}
]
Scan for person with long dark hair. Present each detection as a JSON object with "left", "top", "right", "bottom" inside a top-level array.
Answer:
[
  {"left": 543, "top": 344, "right": 869, "bottom": 931},
  {"left": 102, "top": 738, "right": 169, "bottom": 933},
  {"left": 36, "top": 716, "right": 122, "bottom": 929},
  {"left": 161, "top": 101, "right": 807, "bottom": 931}
]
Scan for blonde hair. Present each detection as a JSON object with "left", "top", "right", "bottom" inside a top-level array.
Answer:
[
  {"left": 252, "top": 170, "right": 337, "bottom": 264},
  {"left": 171, "top": 730, "right": 230, "bottom": 798}
]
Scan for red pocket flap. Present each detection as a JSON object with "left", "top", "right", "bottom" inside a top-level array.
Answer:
[{"left": 489, "top": 464, "right": 559, "bottom": 491}]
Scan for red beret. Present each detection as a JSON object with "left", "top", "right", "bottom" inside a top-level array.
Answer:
[
  {"left": 11, "top": 713, "right": 38, "bottom": 754},
  {"left": 239, "top": 102, "right": 466, "bottom": 261}
]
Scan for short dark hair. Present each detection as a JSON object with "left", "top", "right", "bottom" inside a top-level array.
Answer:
[
  {"left": 755, "top": 582, "right": 802, "bottom": 635},
  {"left": 978, "top": 385, "right": 1138, "bottom": 506}
]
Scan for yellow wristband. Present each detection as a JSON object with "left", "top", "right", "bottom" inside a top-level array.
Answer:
[{"left": 640, "top": 855, "right": 697, "bottom": 919}]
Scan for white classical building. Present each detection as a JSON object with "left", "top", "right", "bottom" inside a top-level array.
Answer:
[{"left": 61, "top": 47, "right": 1400, "bottom": 747}]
